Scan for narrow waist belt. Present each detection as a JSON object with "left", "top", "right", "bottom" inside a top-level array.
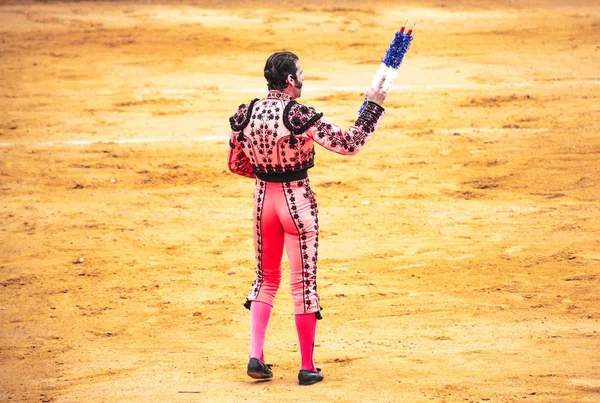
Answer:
[{"left": 255, "top": 169, "right": 308, "bottom": 183}]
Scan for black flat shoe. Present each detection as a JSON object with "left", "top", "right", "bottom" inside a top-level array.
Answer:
[
  {"left": 247, "top": 358, "right": 273, "bottom": 380},
  {"left": 298, "top": 367, "right": 323, "bottom": 385}
]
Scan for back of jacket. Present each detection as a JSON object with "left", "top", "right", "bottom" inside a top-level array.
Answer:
[{"left": 228, "top": 90, "right": 385, "bottom": 179}]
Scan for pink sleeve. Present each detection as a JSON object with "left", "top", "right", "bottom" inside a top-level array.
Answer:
[
  {"left": 305, "top": 101, "right": 385, "bottom": 155},
  {"left": 228, "top": 131, "right": 256, "bottom": 179}
]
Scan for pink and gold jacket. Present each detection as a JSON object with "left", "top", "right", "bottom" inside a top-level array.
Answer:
[{"left": 228, "top": 90, "right": 385, "bottom": 181}]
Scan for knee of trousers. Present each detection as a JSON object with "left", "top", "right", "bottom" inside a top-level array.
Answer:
[
  {"left": 290, "top": 279, "right": 320, "bottom": 314},
  {"left": 262, "top": 274, "right": 282, "bottom": 290},
  {"left": 249, "top": 274, "right": 282, "bottom": 307}
]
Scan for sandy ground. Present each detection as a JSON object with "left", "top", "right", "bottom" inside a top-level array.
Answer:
[{"left": 1, "top": 0, "right": 599, "bottom": 402}]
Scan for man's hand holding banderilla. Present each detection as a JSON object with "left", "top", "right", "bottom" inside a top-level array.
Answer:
[{"left": 366, "top": 75, "right": 387, "bottom": 107}]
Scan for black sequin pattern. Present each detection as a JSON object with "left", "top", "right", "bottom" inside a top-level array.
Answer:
[
  {"left": 248, "top": 180, "right": 267, "bottom": 300},
  {"left": 238, "top": 96, "right": 317, "bottom": 175},
  {"left": 228, "top": 93, "right": 384, "bottom": 179},
  {"left": 355, "top": 101, "right": 384, "bottom": 135},
  {"left": 311, "top": 101, "right": 384, "bottom": 154},
  {"left": 282, "top": 179, "right": 320, "bottom": 312},
  {"left": 229, "top": 99, "right": 259, "bottom": 132},
  {"left": 283, "top": 101, "right": 323, "bottom": 135}
]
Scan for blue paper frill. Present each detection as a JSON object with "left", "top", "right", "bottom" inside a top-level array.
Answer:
[
  {"left": 395, "top": 34, "right": 413, "bottom": 67},
  {"left": 358, "top": 31, "right": 414, "bottom": 114},
  {"left": 382, "top": 32, "right": 407, "bottom": 68}
]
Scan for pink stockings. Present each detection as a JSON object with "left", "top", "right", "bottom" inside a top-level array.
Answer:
[
  {"left": 250, "top": 301, "right": 317, "bottom": 371},
  {"left": 249, "top": 301, "right": 272, "bottom": 362},
  {"left": 247, "top": 178, "right": 321, "bottom": 370},
  {"left": 295, "top": 312, "right": 318, "bottom": 371}
]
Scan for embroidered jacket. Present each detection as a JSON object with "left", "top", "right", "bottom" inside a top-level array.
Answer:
[{"left": 228, "top": 90, "right": 385, "bottom": 178}]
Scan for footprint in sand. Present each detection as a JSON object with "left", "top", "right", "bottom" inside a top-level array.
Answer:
[
  {"left": 570, "top": 378, "right": 600, "bottom": 392},
  {"left": 504, "top": 245, "right": 524, "bottom": 254}
]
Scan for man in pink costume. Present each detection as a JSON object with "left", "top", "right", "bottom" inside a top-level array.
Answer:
[{"left": 228, "top": 51, "right": 387, "bottom": 385}]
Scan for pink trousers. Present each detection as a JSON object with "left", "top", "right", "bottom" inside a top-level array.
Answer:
[{"left": 246, "top": 178, "right": 321, "bottom": 315}]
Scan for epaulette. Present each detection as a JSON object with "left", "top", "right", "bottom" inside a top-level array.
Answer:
[
  {"left": 283, "top": 101, "right": 323, "bottom": 135},
  {"left": 283, "top": 101, "right": 323, "bottom": 147},
  {"left": 229, "top": 98, "right": 260, "bottom": 133}
]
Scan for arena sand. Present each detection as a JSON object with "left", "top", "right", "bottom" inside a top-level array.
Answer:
[{"left": 0, "top": 0, "right": 599, "bottom": 401}]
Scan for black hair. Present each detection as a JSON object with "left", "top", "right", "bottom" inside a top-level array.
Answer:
[{"left": 264, "top": 51, "right": 299, "bottom": 90}]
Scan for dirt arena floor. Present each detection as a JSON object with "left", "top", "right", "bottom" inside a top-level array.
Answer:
[{"left": 1, "top": 0, "right": 599, "bottom": 401}]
